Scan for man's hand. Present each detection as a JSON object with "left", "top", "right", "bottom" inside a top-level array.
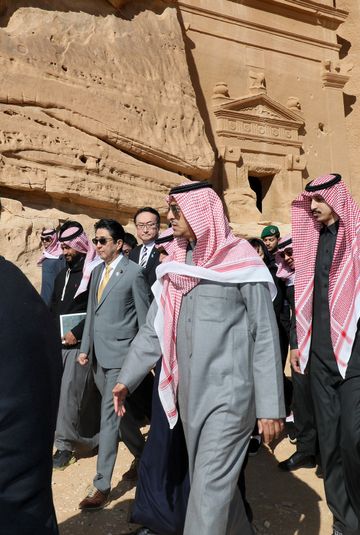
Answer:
[
  {"left": 112, "top": 383, "right": 129, "bottom": 417},
  {"left": 77, "top": 352, "right": 89, "bottom": 366},
  {"left": 290, "top": 348, "right": 301, "bottom": 373},
  {"left": 63, "top": 331, "right": 77, "bottom": 346},
  {"left": 257, "top": 418, "right": 284, "bottom": 444}
]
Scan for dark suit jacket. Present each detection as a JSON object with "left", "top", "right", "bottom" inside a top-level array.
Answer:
[
  {"left": 130, "top": 244, "right": 161, "bottom": 288},
  {"left": 0, "top": 257, "right": 62, "bottom": 535}
]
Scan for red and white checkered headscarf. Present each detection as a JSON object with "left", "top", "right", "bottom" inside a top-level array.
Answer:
[
  {"left": 275, "top": 235, "right": 295, "bottom": 285},
  {"left": 292, "top": 174, "right": 360, "bottom": 376},
  {"left": 37, "top": 228, "right": 62, "bottom": 264},
  {"left": 59, "top": 226, "right": 100, "bottom": 298},
  {"left": 152, "top": 182, "right": 276, "bottom": 427},
  {"left": 154, "top": 227, "right": 174, "bottom": 257}
]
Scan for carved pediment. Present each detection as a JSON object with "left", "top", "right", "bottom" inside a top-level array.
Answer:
[
  {"left": 214, "top": 93, "right": 304, "bottom": 124},
  {"left": 214, "top": 93, "right": 304, "bottom": 148}
]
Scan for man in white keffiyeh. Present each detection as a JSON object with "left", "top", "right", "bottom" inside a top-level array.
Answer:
[
  {"left": 114, "top": 181, "right": 285, "bottom": 535},
  {"left": 292, "top": 173, "right": 360, "bottom": 535}
]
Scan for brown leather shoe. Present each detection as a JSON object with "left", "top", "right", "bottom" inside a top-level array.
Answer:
[
  {"left": 79, "top": 486, "right": 110, "bottom": 510},
  {"left": 122, "top": 457, "right": 139, "bottom": 481}
]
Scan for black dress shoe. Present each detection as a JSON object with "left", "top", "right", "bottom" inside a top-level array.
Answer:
[
  {"left": 278, "top": 452, "right": 316, "bottom": 471},
  {"left": 53, "top": 449, "right": 76, "bottom": 470}
]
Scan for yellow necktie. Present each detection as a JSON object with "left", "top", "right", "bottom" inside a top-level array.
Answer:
[{"left": 97, "top": 264, "right": 111, "bottom": 302}]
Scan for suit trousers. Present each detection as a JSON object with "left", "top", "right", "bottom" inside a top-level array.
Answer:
[
  {"left": 55, "top": 348, "right": 97, "bottom": 452},
  {"left": 310, "top": 352, "right": 360, "bottom": 535},
  {"left": 93, "top": 363, "right": 145, "bottom": 493},
  {"left": 291, "top": 369, "right": 317, "bottom": 456}
]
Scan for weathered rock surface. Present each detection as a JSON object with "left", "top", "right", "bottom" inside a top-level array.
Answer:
[{"left": 0, "top": 0, "right": 214, "bottom": 282}]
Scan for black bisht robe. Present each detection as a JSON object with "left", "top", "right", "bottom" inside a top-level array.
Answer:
[
  {"left": 0, "top": 257, "right": 62, "bottom": 535},
  {"left": 131, "top": 359, "right": 190, "bottom": 535}
]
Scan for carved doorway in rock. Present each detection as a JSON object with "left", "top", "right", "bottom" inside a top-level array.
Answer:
[{"left": 248, "top": 174, "right": 274, "bottom": 214}]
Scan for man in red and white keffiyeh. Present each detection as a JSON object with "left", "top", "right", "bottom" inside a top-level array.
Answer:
[
  {"left": 292, "top": 173, "right": 360, "bottom": 535},
  {"left": 52, "top": 221, "right": 101, "bottom": 470},
  {"left": 114, "top": 181, "right": 285, "bottom": 535}
]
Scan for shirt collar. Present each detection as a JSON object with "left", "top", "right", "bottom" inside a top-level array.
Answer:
[
  {"left": 322, "top": 220, "right": 339, "bottom": 235},
  {"left": 142, "top": 241, "right": 155, "bottom": 251},
  {"left": 104, "top": 253, "right": 123, "bottom": 271}
]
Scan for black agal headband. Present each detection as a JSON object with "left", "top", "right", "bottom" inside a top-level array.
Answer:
[
  {"left": 58, "top": 221, "right": 84, "bottom": 242},
  {"left": 278, "top": 237, "right": 292, "bottom": 250},
  {"left": 305, "top": 173, "right": 342, "bottom": 192},
  {"left": 155, "top": 234, "right": 174, "bottom": 245},
  {"left": 169, "top": 181, "right": 213, "bottom": 195}
]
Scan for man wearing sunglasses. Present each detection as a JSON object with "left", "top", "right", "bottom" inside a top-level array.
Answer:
[
  {"left": 130, "top": 207, "right": 161, "bottom": 287},
  {"left": 77, "top": 218, "right": 151, "bottom": 511},
  {"left": 38, "top": 228, "right": 65, "bottom": 306},
  {"left": 275, "top": 238, "right": 318, "bottom": 475},
  {"left": 114, "top": 182, "right": 285, "bottom": 535},
  {"left": 292, "top": 174, "right": 360, "bottom": 535}
]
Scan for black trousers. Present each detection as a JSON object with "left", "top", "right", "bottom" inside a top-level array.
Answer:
[
  {"left": 291, "top": 368, "right": 317, "bottom": 456},
  {"left": 310, "top": 352, "right": 360, "bottom": 535}
]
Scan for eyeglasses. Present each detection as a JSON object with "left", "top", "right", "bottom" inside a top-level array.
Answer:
[
  {"left": 92, "top": 237, "right": 114, "bottom": 246},
  {"left": 168, "top": 204, "right": 181, "bottom": 217},
  {"left": 279, "top": 248, "right": 293, "bottom": 258},
  {"left": 41, "top": 237, "right": 52, "bottom": 243},
  {"left": 135, "top": 222, "right": 158, "bottom": 230}
]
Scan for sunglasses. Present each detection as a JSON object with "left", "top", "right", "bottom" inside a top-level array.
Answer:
[
  {"left": 41, "top": 236, "right": 52, "bottom": 243},
  {"left": 92, "top": 237, "right": 114, "bottom": 246},
  {"left": 279, "top": 248, "right": 293, "bottom": 258},
  {"left": 169, "top": 204, "right": 182, "bottom": 217}
]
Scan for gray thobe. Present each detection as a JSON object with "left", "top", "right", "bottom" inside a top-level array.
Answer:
[{"left": 118, "top": 277, "right": 285, "bottom": 535}]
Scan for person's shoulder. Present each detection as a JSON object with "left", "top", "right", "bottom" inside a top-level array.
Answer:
[
  {"left": 0, "top": 256, "right": 23, "bottom": 277},
  {"left": 125, "top": 256, "right": 143, "bottom": 274},
  {"left": 129, "top": 245, "right": 141, "bottom": 260}
]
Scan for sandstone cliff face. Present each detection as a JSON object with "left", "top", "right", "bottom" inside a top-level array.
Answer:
[
  {"left": 0, "top": 0, "right": 214, "bottom": 286},
  {"left": 337, "top": 0, "right": 360, "bottom": 199},
  {"left": 0, "top": 1, "right": 358, "bottom": 289}
]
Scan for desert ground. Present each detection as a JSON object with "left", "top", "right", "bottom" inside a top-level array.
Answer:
[{"left": 53, "top": 426, "right": 333, "bottom": 535}]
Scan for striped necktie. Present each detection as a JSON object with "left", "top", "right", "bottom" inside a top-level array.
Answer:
[
  {"left": 97, "top": 264, "right": 111, "bottom": 302},
  {"left": 140, "top": 246, "right": 148, "bottom": 267}
]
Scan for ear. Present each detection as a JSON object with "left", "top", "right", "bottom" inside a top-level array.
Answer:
[{"left": 117, "top": 239, "right": 124, "bottom": 252}]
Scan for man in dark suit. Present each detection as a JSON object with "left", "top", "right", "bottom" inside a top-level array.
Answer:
[
  {"left": 130, "top": 207, "right": 161, "bottom": 288},
  {"left": 0, "top": 256, "right": 62, "bottom": 535},
  {"left": 77, "top": 219, "right": 151, "bottom": 510}
]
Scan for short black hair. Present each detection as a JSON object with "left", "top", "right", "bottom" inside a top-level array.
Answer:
[
  {"left": 124, "top": 232, "right": 138, "bottom": 249},
  {"left": 94, "top": 219, "right": 125, "bottom": 242},
  {"left": 133, "top": 207, "right": 160, "bottom": 227}
]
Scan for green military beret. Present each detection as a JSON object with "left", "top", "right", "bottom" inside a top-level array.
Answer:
[{"left": 260, "top": 225, "right": 280, "bottom": 239}]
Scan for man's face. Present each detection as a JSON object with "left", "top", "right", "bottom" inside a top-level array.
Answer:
[
  {"left": 167, "top": 198, "right": 196, "bottom": 241},
  {"left": 135, "top": 211, "right": 159, "bottom": 244},
  {"left": 279, "top": 247, "right": 294, "bottom": 270},
  {"left": 122, "top": 243, "right": 132, "bottom": 257},
  {"left": 41, "top": 236, "right": 52, "bottom": 250},
  {"left": 310, "top": 195, "right": 337, "bottom": 226},
  {"left": 263, "top": 235, "right": 279, "bottom": 253},
  {"left": 94, "top": 228, "right": 123, "bottom": 264},
  {"left": 60, "top": 244, "right": 80, "bottom": 264}
]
